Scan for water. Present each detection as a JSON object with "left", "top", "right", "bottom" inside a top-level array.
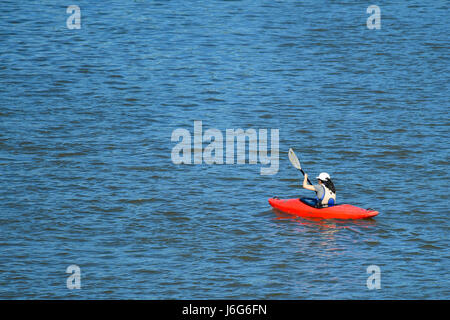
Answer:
[{"left": 0, "top": 0, "right": 449, "bottom": 299}]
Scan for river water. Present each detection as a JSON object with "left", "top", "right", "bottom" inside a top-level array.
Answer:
[{"left": 0, "top": 0, "right": 448, "bottom": 299}]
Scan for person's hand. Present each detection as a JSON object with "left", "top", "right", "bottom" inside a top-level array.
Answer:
[{"left": 304, "top": 173, "right": 308, "bottom": 179}]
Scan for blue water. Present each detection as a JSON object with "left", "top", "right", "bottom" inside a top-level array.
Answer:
[{"left": 0, "top": 0, "right": 449, "bottom": 299}]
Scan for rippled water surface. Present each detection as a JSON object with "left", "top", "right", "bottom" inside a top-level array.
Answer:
[{"left": 0, "top": 1, "right": 449, "bottom": 299}]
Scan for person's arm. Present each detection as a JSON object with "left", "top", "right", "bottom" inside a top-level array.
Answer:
[{"left": 302, "top": 173, "right": 315, "bottom": 191}]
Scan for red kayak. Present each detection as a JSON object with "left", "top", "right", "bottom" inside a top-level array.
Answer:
[{"left": 268, "top": 198, "right": 379, "bottom": 219}]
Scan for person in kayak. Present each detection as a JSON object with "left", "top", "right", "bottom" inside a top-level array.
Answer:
[{"left": 302, "top": 172, "right": 336, "bottom": 208}]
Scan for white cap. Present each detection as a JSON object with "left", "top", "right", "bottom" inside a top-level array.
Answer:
[{"left": 316, "top": 172, "right": 331, "bottom": 181}]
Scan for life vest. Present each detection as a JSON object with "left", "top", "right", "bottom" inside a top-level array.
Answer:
[{"left": 316, "top": 185, "right": 336, "bottom": 207}]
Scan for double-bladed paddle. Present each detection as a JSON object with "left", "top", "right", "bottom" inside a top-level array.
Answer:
[{"left": 288, "top": 148, "right": 313, "bottom": 185}]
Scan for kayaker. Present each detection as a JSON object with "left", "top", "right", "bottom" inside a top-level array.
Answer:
[{"left": 302, "top": 172, "right": 336, "bottom": 208}]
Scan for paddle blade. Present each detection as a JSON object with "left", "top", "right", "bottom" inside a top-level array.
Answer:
[{"left": 288, "top": 148, "right": 301, "bottom": 170}]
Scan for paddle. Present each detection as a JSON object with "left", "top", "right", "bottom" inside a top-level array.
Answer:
[{"left": 288, "top": 148, "right": 313, "bottom": 185}]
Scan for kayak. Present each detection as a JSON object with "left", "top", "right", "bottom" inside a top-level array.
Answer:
[{"left": 268, "top": 198, "right": 379, "bottom": 219}]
